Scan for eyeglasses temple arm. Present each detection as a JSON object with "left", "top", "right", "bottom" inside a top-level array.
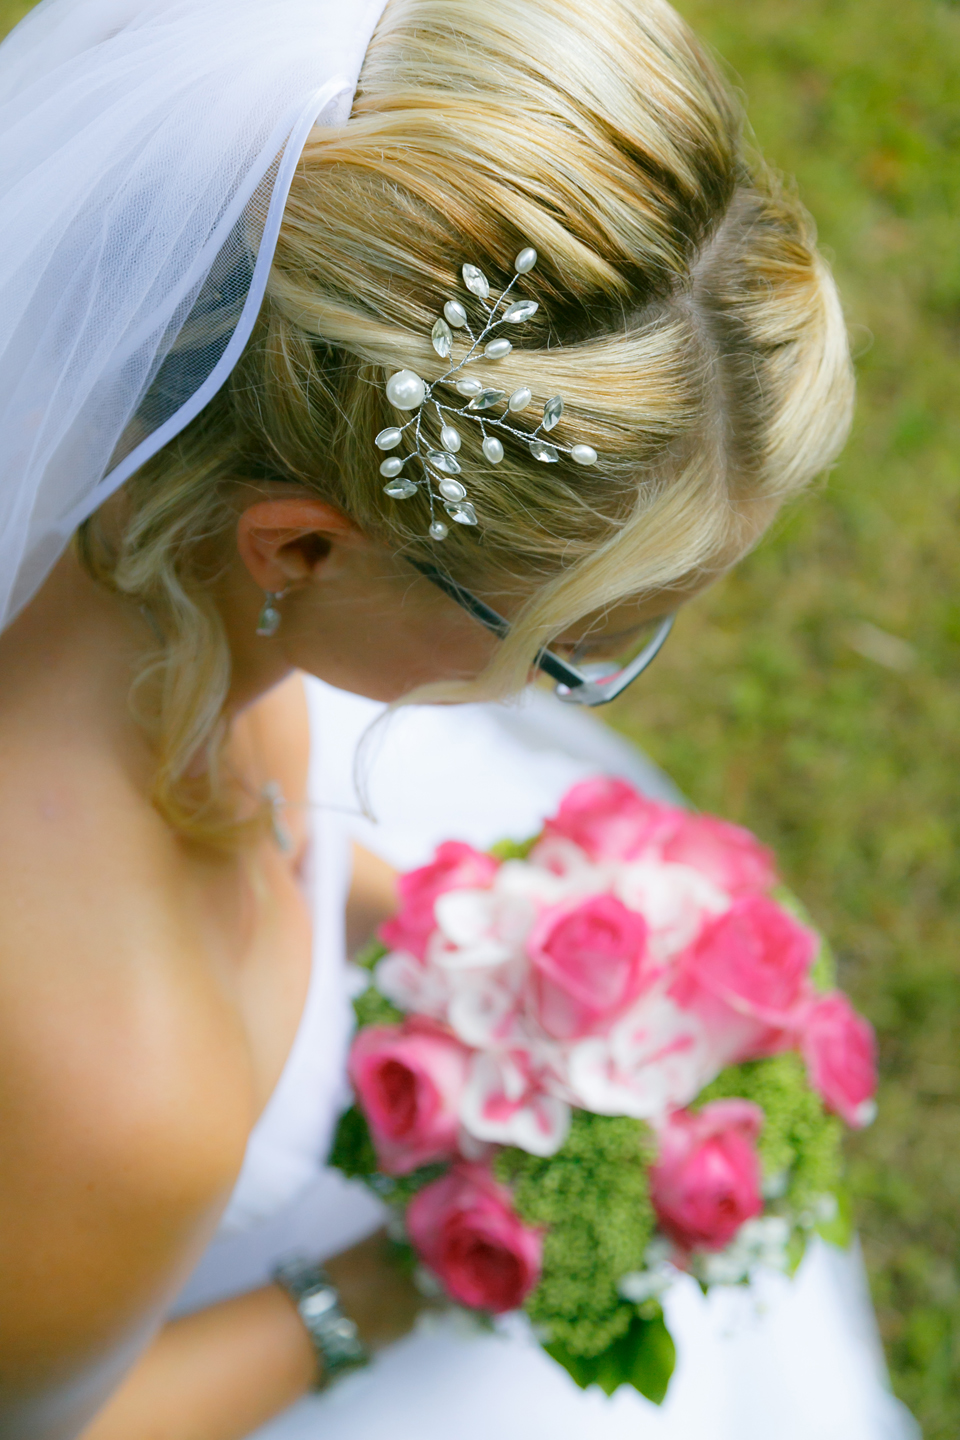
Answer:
[
  {"left": 407, "top": 559, "right": 510, "bottom": 638},
  {"left": 407, "top": 558, "right": 586, "bottom": 689},
  {"left": 533, "top": 647, "right": 586, "bottom": 688}
]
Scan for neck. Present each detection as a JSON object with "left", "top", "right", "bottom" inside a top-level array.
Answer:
[
  {"left": 0, "top": 548, "right": 291, "bottom": 795},
  {"left": 0, "top": 549, "right": 159, "bottom": 780}
]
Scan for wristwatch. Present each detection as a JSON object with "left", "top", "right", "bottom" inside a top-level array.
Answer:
[{"left": 273, "top": 1256, "right": 371, "bottom": 1392}]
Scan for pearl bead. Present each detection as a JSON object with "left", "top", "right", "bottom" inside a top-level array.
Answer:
[
  {"left": 440, "top": 425, "right": 462, "bottom": 452},
  {"left": 508, "top": 386, "right": 532, "bottom": 412},
  {"left": 444, "top": 300, "right": 468, "bottom": 328},
  {"left": 438, "top": 478, "right": 467, "bottom": 501},
  {"left": 379, "top": 456, "right": 404, "bottom": 477},
  {"left": 482, "top": 436, "right": 504, "bottom": 463},
  {"left": 484, "top": 338, "right": 512, "bottom": 359},
  {"left": 571, "top": 444, "right": 598, "bottom": 466},
  {"left": 456, "top": 377, "right": 482, "bottom": 396},
  {"left": 515, "top": 247, "right": 537, "bottom": 274},
  {"left": 429, "top": 520, "right": 449, "bottom": 540},
  {"left": 375, "top": 426, "right": 402, "bottom": 449},
  {"left": 385, "top": 369, "right": 426, "bottom": 409}
]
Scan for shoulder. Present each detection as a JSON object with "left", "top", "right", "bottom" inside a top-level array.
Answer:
[
  {"left": 0, "top": 788, "right": 255, "bottom": 1379},
  {"left": 0, "top": 927, "right": 254, "bottom": 1378},
  {"left": 0, "top": 672, "right": 306, "bottom": 1377}
]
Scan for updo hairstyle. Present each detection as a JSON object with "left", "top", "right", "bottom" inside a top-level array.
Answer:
[{"left": 79, "top": 0, "right": 854, "bottom": 840}]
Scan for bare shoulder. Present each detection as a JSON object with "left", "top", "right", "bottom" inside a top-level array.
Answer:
[
  {"left": 0, "top": 937, "right": 254, "bottom": 1383},
  {"left": 0, "top": 767, "right": 255, "bottom": 1382},
  {"left": 0, "top": 665, "right": 308, "bottom": 1381}
]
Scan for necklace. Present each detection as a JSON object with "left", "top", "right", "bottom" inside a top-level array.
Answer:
[{"left": 262, "top": 780, "right": 293, "bottom": 853}]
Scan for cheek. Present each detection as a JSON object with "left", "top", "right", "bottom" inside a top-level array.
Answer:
[
  {"left": 287, "top": 597, "right": 498, "bottom": 701},
  {"left": 424, "top": 612, "right": 498, "bottom": 678}
]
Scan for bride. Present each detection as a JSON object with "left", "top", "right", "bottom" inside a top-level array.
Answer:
[{"left": 0, "top": 0, "right": 899, "bottom": 1436}]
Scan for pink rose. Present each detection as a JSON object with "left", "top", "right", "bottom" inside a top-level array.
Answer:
[
  {"left": 801, "top": 992, "right": 877, "bottom": 1127},
  {"left": 407, "top": 1163, "right": 542, "bottom": 1313},
  {"left": 541, "top": 777, "right": 675, "bottom": 862},
  {"left": 348, "top": 1021, "right": 470, "bottom": 1175},
  {"left": 651, "top": 1100, "right": 764, "bottom": 1252},
  {"left": 670, "top": 895, "right": 816, "bottom": 1047},
  {"left": 379, "top": 841, "right": 499, "bottom": 961},
  {"left": 660, "top": 813, "right": 776, "bottom": 897},
  {"left": 526, "top": 894, "right": 654, "bottom": 1040}
]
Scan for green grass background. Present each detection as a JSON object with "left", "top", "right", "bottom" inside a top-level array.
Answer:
[
  {"left": 2, "top": 0, "right": 957, "bottom": 1430},
  {"left": 606, "top": 1, "right": 960, "bottom": 1430}
]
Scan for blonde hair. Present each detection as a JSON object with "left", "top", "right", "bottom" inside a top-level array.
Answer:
[{"left": 79, "top": 0, "right": 854, "bottom": 841}]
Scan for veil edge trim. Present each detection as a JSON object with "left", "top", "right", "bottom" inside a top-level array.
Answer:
[{"left": 63, "top": 74, "right": 350, "bottom": 536}]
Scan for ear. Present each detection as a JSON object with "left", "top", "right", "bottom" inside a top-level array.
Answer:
[{"left": 236, "top": 498, "right": 364, "bottom": 592}]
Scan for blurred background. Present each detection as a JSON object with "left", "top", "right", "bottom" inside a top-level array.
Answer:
[
  {"left": 608, "top": 1, "right": 960, "bottom": 1430},
  {"left": 1, "top": 0, "right": 956, "bottom": 1431}
]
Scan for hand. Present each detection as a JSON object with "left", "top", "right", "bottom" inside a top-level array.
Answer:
[{"left": 323, "top": 1228, "right": 433, "bottom": 1353}]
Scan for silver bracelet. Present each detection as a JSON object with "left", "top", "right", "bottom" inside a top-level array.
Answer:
[{"left": 273, "top": 1255, "right": 371, "bottom": 1393}]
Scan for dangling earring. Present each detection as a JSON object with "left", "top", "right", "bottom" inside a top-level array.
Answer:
[{"left": 256, "top": 590, "right": 286, "bottom": 637}]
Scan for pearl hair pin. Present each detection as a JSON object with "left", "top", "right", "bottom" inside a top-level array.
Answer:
[{"left": 375, "top": 247, "right": 598, "bottom": 541}]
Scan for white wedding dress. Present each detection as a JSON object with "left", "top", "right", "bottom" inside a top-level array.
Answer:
[{"left": 172, "top": 679, "right": 917, "bottom": 1440}]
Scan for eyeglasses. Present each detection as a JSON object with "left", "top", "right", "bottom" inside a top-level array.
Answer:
[{"left": 410, "top": 560, "right": 674, "bottom": 707}]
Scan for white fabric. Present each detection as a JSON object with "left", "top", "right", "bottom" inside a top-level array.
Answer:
[
  {"left": 174, "top": 679, "right": 918, "bottom": 1440},
  {"left": 0, "top": 0, "right": 387, "bottom": 630},
  {"left": 219, "top": 795, "right": 358, "bottom": 1236}
]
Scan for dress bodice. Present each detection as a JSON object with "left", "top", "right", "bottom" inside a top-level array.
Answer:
[
  {"left": 172, "top": 683, "right": 387, "bottom": 1318},
  {"left": 215, "top": 798, "right": 353, "bottom": 1237}
]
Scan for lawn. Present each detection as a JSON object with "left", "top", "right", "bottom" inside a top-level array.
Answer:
[
  {"left": 608, "top": 0, "right": 960, "bottom": 1430},
  {"left": 2, "top": 0, "right": 957, "bottom": 1431}
]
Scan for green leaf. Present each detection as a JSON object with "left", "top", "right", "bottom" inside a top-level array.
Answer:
[
  {"left": 809, "top": 933, "right": 839, "bottom": 993},
  {"left": 487, "top": 834, "right": 538, "bottom": 861},
  {"left": 352, "top": 982, "right": 404, "bottom": 1029},
  {"left": 328, "top": 1106, "right": 452, "bottom": 1210},
  {"left": 816, "top": 1186, "right": 854, "bottom": 1250},
  {"left": 544, "top": 1308, "right": 676, "bottom": 1405},
  {"left": 771, "top": 885, "right": 836, "bottom": 990},
  {"left": 786, "top": 1226, "right": 808, "bottom": 1275},
  {"left": 328, "top": 1104, "right": 378, "bottom": 1178},
  {"left": 354, "top": 937, "right": 389, "bottom": 972}
]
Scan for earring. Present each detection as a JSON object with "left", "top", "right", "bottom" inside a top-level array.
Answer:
[{"left": 256, "top": 590, "right": 285, "bottom": 637}]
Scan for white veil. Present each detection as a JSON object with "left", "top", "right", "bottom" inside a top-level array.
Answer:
[{"left": 0, "top": 0, "right": 388, "bottom": 631}]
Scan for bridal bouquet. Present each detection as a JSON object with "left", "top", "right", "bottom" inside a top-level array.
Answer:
[{"left": 331, "top": 778, "right": 877, "bottom": 1402}]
